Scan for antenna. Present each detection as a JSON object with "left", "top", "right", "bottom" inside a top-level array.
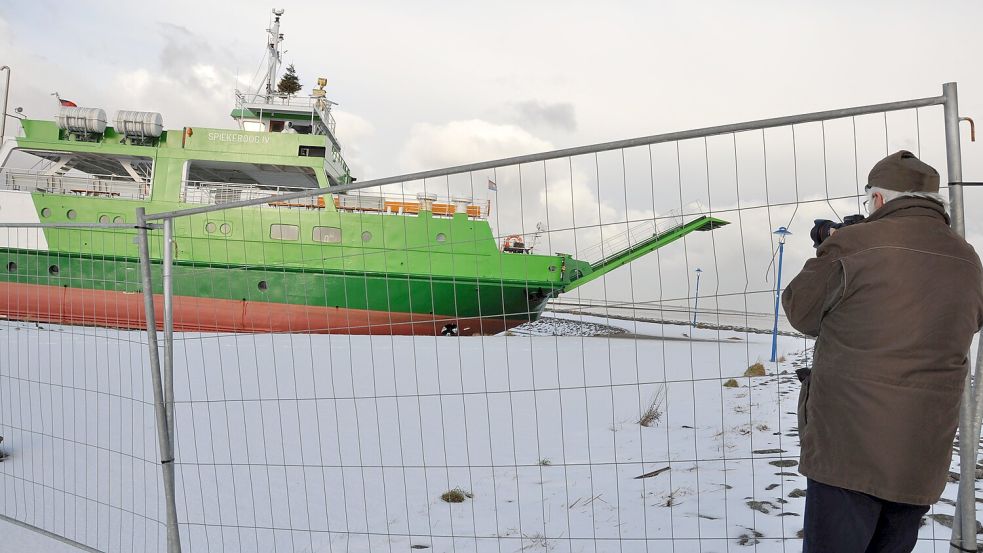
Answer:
[{"left": 260, "top": 8, "right": 285, "bottom": 100}]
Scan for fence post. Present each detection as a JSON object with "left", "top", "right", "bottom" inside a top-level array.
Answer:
[
  {"left": 163, "top": 218, "right": 175, "bottom": 443},
  {"left": 0, "top": 66, "right": 10, "bottom": 140},
  {"left": 136, "top": 208, "right": 183, "bottom": 553},
  {"left": 944, "top": 82, "right": 978, "bottom": 553}
]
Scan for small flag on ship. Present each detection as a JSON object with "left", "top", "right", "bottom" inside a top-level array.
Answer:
[
  {"left": 487, "top": 178, "right": 497, "bottom": 192},
  {"left": 59, "top": 99, "right": 77, "bottom": 107}
]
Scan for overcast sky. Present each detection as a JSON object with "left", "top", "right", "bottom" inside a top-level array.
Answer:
[
  {"left": 2, "top": 1, "right": 982, "bottom": 315},
  {"left": 2, "top": 1, "right": 981, "bottom": 176}
]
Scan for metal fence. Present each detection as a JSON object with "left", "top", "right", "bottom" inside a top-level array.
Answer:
[{"left": 1, "top": 82, "right": 980, "bottom": 552}]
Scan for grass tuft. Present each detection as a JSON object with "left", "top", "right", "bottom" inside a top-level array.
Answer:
[
  {"left": 440, "top": 488, "right": 473, "bottom": 503},
  {"left": 638, "top": 387, "right": 666, "bottom": 427},
  {"left": 744, "top": 363, "right": 766, "bottom": 377}
]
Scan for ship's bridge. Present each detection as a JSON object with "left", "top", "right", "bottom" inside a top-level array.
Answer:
[{"left": 230, "top": 82, "right": 351, "bottom": 186}]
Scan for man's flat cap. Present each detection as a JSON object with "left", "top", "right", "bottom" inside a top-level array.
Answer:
[{"left": 867, "top": 150, "right": 940, "bottom": 193}]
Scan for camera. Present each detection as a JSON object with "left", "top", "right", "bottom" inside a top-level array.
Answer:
[{"left": 810, "top": 214, "right": 865, "bottom": 247}]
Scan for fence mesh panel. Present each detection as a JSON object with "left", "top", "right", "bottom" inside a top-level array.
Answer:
[
  {"left": 0, "top": 225, "right": 167, "bottom": 552},
  {"left": 0, "top": 102, "right": 974, "bottom": 552}
]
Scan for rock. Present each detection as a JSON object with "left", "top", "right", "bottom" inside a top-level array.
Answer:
[
  {"left": 723, "top": 379, "right": 739, "bottom": 388},
  {"left": 769, "top": 460, "right": 798, "bottom": 468},
  {"left": 765, "top": 484, "right": 779, "bottom": 491},
  {"left": 746, "top": 500, "right": 778, "bottom": 514},
  {"left": 753, "top": 448, "right": 787, "bottom": 455},
  {"left": 927, "top": 513, "right": 983, "bottom": 534},
  {"left": 788, "top": 488, "right": 806, "bottom": 498},
  {"left": 737, "top": 530, "right": 763, "bottom": 545}
]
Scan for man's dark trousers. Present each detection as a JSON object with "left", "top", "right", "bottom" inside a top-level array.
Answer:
[{"left": 803, "top": 479, "right": 930, "bottom": 552}]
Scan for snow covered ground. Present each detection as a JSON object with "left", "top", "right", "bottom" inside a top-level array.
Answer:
[{"left": 0, "top": 315, "right": 974, "bottom": 552}]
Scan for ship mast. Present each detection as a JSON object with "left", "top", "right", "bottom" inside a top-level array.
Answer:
[{"left": 259, "top": 8, "right": 285, "bottom": 100}]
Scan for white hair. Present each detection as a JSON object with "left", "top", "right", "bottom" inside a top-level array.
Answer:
[{"left": 867, "top": 186, "right": 948, "bottom": 213}]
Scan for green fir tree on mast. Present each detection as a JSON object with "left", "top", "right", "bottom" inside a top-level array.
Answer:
[{"left": 277, "top": 64, "right": 302, "bottom": 95}]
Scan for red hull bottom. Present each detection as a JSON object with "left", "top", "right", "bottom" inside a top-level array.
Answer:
[{"left": 0, "top": 282, "right": 528, "bottom": 336}]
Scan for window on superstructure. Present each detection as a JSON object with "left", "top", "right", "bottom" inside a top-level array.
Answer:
[
  {"left": 0, "top": 148, "right": 153, "bottom": 200},
  {"left": 312, "top": 226, "right": 342, "bottom": 243},
  {"left": 183, "top": 159, "right": 320, "bottom": 206},
  {"left": 270, "top": 224, "right": 300, "bottom": 241}
]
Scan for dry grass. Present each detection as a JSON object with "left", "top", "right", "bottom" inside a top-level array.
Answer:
[
  {"left": 637, "top": 387, "right": 666, "bottom": 427},
  {"left": 440, "top": 488, "right": 474, "bottom": 503},
  {"left": 661, "top": 488, "right": 684, "bottom": 507},
  {"left": 744, "top": 362, "right": 766, "bottom": 377},
  {"left": 723, "top": 379, "right": 739, "bottom": 388}
]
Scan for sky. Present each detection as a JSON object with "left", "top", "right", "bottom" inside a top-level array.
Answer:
[{"left": 2, "top": 0, "right": 983, "bottom": 314}]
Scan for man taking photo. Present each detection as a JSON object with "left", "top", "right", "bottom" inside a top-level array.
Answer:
[{"left": 782, "top": 150, "right": 983, "bottom": 552}]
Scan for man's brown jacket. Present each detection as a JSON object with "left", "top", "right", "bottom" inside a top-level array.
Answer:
[{"left": 782, "top": 197, "right": 983, "bottom": 505}]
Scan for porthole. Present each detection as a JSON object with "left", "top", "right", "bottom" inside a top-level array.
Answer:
[
  {"left": 220, "top": 223, "right": 231, "bottom": 235},
  {"left": 113, "top": 216, "right": 124, "bottom": 224},
  {"left": 548, "top": 265, "right": 558, "bottom": 272},
  {"left": 205, "top": 222, "right": 217, "bottom": 233},
  {"left": 66, "top": 209, "right": 77, "bottom": 220},
  {"left": 40, "top": 208, "right": 51, "bottom": 218},
  {"left": 258, "top": 280, "right": 268, "bottom": 291},
  {"left": 361, "top": 231, "right": 372, "bottom": 242},
  {"left": 6, "top": 261, "right": 16, "bottom": 272},
  {"left": 435, "top": 233, "right": 446, "bottom": 243},
  {"left": 99, "top": 215, "right": 109, "bottom": 224},
  {"left": 48, "top": 265, "right": 59, "bottom": 276}
]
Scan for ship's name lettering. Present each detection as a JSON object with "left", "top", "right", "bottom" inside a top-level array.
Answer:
[{"left": 207, "top": 132, "right": 271, "bottom": 145}]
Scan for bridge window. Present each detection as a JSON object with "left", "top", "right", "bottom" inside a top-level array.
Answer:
[{"left": 182, "top": 160, "right": 320, "bottom": 206}]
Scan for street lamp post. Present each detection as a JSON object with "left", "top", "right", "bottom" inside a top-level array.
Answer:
[
  {"left": 692, "top": 268, "right": 703, "bottom": 326},
  {"left": 771, "top": 227, "right": 792, "bottom": 362}
]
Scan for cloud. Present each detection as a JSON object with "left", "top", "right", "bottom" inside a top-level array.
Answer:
[
  {"left": 504, "top": 100, "right": 577, "bottom": 132},
  {"left": 332, "top": 109, "right": 376, "bottom": 178},
  {"left": 398, "top": 119, "right": 553, "bottom": 172}
]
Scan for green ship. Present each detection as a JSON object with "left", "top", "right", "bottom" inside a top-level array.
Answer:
[{"left": 0, "top": 10, "right": 726, "bottom": 336}]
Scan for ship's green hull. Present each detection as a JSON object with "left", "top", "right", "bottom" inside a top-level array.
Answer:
[{"left": 0, "top": 247, "right": 550, "bottom": 335}]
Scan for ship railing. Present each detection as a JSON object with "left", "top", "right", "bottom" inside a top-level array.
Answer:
[
  {"left": 333, "top": 190, "right": 491, "bottom": 219},
  {"left": 577, "top": 219, "right": 662, "bottom": 265},
  {"left": 577, "top": 207, "right": 693, "bottom": 264},
  {"left": 234, "top": 90, "right": 338, "bottom": 135},
  {"left": 181, "top": 180, "right": 325, "bottom": 208},
  {"left": 180, "top": 181, "right": 492, "bottom": 217},
  {"left": 0, "top": 168, "right": 149, "bottom": 200}
]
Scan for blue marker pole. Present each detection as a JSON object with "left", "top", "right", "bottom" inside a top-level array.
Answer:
[
  {"left": 692, "top": 268, "right": 702, "bottom": 326},
  {"left": 771, "top": 227, "right": 792, "bottom": 362}
]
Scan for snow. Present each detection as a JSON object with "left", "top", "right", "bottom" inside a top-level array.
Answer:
[{"left": 0, "top": 316, "right": 972, "bottom": 552}]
